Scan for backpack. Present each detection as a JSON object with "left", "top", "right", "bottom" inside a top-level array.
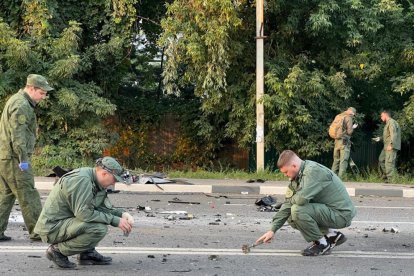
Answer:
[{"left": 328, "top": 114, "right": 346, "bottom": 139}]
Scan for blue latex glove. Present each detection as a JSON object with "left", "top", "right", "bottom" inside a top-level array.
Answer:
[{"left": 19, "top": 162, "right": 29, "bottom": 171}]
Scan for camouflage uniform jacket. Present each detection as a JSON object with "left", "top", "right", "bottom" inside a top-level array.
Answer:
[
  {"left": 34, "top": 168, "right": 124, "bottom": 238},
  {"left": 383, "top": 118, "right": 401, "bottom": 150},
  {"left": 270, "top": 160, "right": 356, "bottom": 232},
  {"left": 0, "top": 89, "right": 37, "bottom": 162},
  {"left": 341, "top": 112, "right": 354, "bottom": 139}
]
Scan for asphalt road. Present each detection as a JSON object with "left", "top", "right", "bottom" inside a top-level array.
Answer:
[{"left": 1, "top": 192, "right": 414, "bottom": 275}]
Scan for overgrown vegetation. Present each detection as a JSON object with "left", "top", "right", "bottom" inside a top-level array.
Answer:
[{"left": 1, "top": 0, "right": 414, "bottom": 179}]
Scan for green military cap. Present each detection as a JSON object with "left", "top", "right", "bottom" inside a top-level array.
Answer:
[
  {"left": 26, "top": 74, "right": 54, "bottom": 91},
  {"left": 98, "top": 157, "right": 126, "bottom": 183}
]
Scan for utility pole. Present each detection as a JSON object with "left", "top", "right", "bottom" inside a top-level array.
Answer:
[{"left": 256, "top": 0, "right": 265, "bottom": 171}]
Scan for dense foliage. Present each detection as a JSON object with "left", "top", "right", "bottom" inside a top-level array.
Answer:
[
  {"left": 1, "top": 0, "right": 414, "bottom": 172},
  {"left": 160, "top": 0, "right": 414, "bottom": 160}
]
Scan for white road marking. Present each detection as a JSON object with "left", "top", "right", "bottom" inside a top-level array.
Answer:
[
  {"left": 355, "top": 206, "right": 414, "bottom": 209},
  {"left": 352, "top": 220, "right": 414, "bottom": 224},
  {"left": 1, "top": 246, "right": 414, "bottom": 259}
]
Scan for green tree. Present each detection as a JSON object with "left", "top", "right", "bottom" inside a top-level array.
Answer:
[
  {"left": 160, "top": 0, "right": 413, "bottom": 159},
  {"left": 0, "top": 0, "right": 137, "bottom": 169}
]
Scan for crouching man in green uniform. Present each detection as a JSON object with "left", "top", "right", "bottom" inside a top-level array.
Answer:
[
  {"left": 34, "top": 157, "right": 134, "bottom": 269},
  {"left": 256, "top": 150, "right": 356, "bottom": 256}
]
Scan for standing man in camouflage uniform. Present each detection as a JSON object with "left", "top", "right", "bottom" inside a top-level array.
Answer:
[
  {"left": 374, "top": 110, "right": 401, "bottom": 183},
  {"left": 0, "top": 74, "right": 53, "bottom": 241},
  {"left": 256, "top": 150, "right": 356, "bottom": 256},
  {"left": 34, "top": 157, "right": 134, "bottom": 269},
  {"left": 331, "top": 107, "right": 358, "bottom": 178}
]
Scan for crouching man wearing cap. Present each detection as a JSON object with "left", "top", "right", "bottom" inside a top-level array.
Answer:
[
  {"left": 34, "top": 157, "right": 134, "bottom": 269},
  {"left": 0, "top": 74, "right": 54, "bottom": 242}
]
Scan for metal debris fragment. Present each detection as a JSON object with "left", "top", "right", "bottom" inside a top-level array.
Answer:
[{"left": 242, "top": 240, "right": 263, "bottom": 254}]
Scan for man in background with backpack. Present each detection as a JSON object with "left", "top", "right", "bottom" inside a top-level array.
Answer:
[{"left": 330, "top": 107, "right": 358, "bottom": 179}]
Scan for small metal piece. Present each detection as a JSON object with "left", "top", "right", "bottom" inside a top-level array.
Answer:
[{"left": 242, "top": 241, "right": 263, "bottom": 254}]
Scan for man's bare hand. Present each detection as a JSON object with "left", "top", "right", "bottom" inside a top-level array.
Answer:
[
  {"left": 118, "top": 217, "right": 133, "bottom": 234},
  {"left": 122, "top": 212, "right": 135, "bottom": 225},
  {"left": 256, "top": 230, "right": 274, "bottom": 244}
]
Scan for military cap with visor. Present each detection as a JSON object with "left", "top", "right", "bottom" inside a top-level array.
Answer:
[{"left": 26, "top": 74, "right": 54, "bottom": 91}]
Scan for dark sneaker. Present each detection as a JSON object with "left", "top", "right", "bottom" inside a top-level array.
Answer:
[
  {"left": 78, "top": 248, "right": 112, "bottom": 265},
  {"left": 46, "top": 244, "right": 76, "bottom": 269},
  {"left": 302, "top": 241, "right": 331, "bottom": 256},
  {"left": 326, "top": 231, "right": 347, "bottom": 249},
  {"left": 0, "top": 234, "right": 11, "bottom": 242}
]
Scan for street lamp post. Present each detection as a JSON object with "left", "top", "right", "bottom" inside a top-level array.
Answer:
[{"left": 256, "top": 0, "right": 265, "bottom": 171}]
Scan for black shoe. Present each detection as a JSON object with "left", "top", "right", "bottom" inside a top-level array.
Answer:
[
  {"left": 78, "top": 248, "right": 112, "bottom": 265},
  {"left": 0, "top": 234, "right": 11, "bottom": 242},
  {"left": 46, "top": 244, "right": 76, "bottom": 269},
  {"left": 326, "top": 231, "right": 347, "bottom": 249},
  {"left": 302, "top": 241, "right": 331, "bottom": 256}
]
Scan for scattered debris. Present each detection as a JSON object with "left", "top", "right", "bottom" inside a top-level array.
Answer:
[
  {"left": 383, "top": 227, "right": 399, "bottom": 233},
  {"left": 204, "top": 194, "right": 228, "bottom": 199},
  {"left": 246, "top": 179, "right": 266, "bottom": 183},
  {"left": 242, "top": 241, "right": 263, "bottom": 254},
  {"left": 168, "top": 200, "right": 200, "bottom": 205},
  {"left": 255, "top": 196, "right": 282, "bottom": 212},
  {"left": 162, "top": 254, "right": 168, "bottom": 263},
  {"left": 164, "top": 214, "right": 194, "bottom": 220},
  {"left": 113, "top": 241, "right": 125, "bottom": 244},
  {"left": 365, "top": 226, "right": 377, "bottom": 231},
  {"left": 159, "top": 211, "right": 187, "bottom": 215},
  {"left": 170, "top": 269, "right": 192, "bottom": 273},
  {"left": 255, "top": 195, "right": 276, "bottom": 206},
  {"left": 137, "top": 205, "right": 152, "bottom": 212}
]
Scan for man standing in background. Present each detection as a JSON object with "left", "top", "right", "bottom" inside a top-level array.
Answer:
[
  {"left": 330, "top": 107, "right": 358, "bottom": 178},
  {"left": 373, "top": 110, "right": 401, "bottom": 183},
  {"left": 0, "top": 74, "right": 53, "bottom": 241}
]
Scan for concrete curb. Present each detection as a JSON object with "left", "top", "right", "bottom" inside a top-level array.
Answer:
[{"left": 34, "top": 177, "right": 414, "bottom": 197}]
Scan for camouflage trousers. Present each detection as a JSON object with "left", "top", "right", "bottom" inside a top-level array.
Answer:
[
  {"left": 38, "top": 218, "right": 108, "bottom": 256},
  {"left": 287, "top": 203, "right": 354, "bottom": 242},
  {"left": 0, "top": 158, "right": 42, "bottom": 239},
  {"left": 331, "top": 139, "right": 351, "bottom": 178},
  {"left": 379, "top": 149, "right": 398, "bottom": 182}
]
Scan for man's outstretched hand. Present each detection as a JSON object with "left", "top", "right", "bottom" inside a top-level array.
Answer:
[{"left": 256, "top": 230, "right": 275, "bottom": 244}]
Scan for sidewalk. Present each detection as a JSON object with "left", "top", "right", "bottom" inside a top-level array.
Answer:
[{"left": 34, "top": 177, "right": 414, "bottom": 197}]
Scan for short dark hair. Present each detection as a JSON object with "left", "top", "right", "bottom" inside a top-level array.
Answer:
[
  {"left": 277, "top": 150, "right": 298, "bottom": 168},
  {"left": 381, "top": 110, "right": 392, "bottom": 117}
]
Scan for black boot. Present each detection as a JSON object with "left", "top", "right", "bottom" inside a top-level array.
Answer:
[
  {"left": 0, "top": 234, "right": 11, "bottom": 242},
  {"left": 77, "top": 248, "right": 112, "bottom": 265},
  {"left": 46, "top": 244, "right": 76, "bottom": 269}
]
